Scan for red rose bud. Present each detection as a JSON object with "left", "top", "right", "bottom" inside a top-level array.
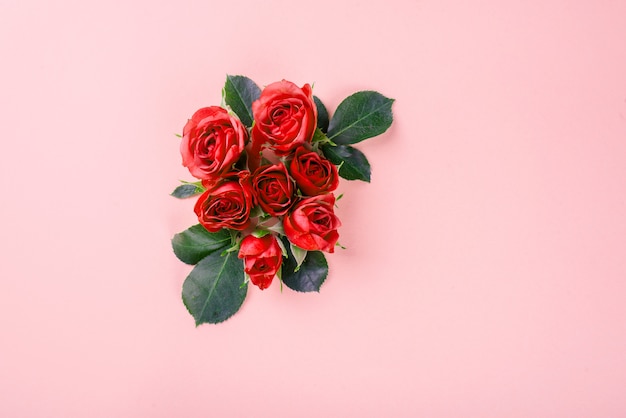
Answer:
[
  {"left": 194, "top": 171, "right": 254, "bottom": 233},
  {"left": 238, "top": 234, "right": 282, "bottom": 290},
  {"left": 283, "top": 194, "right": 341, "bottom": 253},
  {"left": 251, "top": 80, "right": 317, "bottom": 156},
  {"left": 252, "top": 163, "right": 295, "bottom": 216},
  {"left": 181, "top": 106, "right": 247, "bottom": 180},
  {"left": 289, "top": 147, "right": 339, "bottom": 196}
]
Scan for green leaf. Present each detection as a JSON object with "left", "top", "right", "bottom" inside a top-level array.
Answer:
[
  {"left": 172, "top": 225, "right": 231, "bottom": 265},
  {"left": 281, "top": 237, "right": 328, "bottom": 292},
  {"left": 327, "top": 91, "right": 394, "bottom": 145},
  {"left": 182, "top": 250, "right": 247, "bottom": 325},
  {"left": 223, "top": 75, "right": 261, "bottom": 128},
  {"left": 171, "top": 183, "right": 204, "bottom": 199},
  {"left": 322, "top": 144, "right": 371, "bottom": 182},
  {"left": 313, "top": 96, "right": 329, "bottom": 132}
]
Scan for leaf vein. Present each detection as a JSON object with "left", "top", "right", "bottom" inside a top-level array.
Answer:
[
  {"left": 327, "top": 100, "right": 391, "bottom": 141},
  {"left": 197, "top": 253, "right": 230, "bottom": 321}
]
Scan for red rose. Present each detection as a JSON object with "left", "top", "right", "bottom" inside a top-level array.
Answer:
[
  {"left": 283, "top": 194, "right": 341, "bottom": 253},
  {"left": 181, "top": 106, "right": 247, "bottom": 180},
  {"left": 194, "top": 172, "right": 254, "bottom": 232},
  {"left": 251, "top": 80, "right": 317, "bottom": 156},
  {"left": 252, "top": 163, "right": 295, "bottom": 216},
  {"left": 289, "top": 147, "right": 339, "bottom": 196},
  {"left": 238, "top": 234, "right": 282, "bottom": 290}
]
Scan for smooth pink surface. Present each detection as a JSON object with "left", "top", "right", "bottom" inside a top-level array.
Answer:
[{"left": 2, "top": 0, "right": 626, "bottom": 416}]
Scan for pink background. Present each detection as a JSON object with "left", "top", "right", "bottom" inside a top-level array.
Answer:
[{"left": 2, "top": 0, "right": 626, "bottom": 416}]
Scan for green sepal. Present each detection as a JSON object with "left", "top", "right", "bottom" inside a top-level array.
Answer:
[
  {"left": 276, "top": 237, "right": 288, "bottom": 258},
  {"left": 311, "top": 128, "right": 335, "bottom": 147},
  {"left": 172, "top": 225, "right": 231, "bottom": 265},
  {"left": 182, "top": 250, "right": 247, "bottom": 325},
  {"left": 257, "top": 218, "right": 285, "bottom": 235},
  {"left": 327, "top": 91, "right": 394, "bottom": 145},
  {"left": 313, "top": 96, "right": 329, "bottom": 133},
  {"left": 280, "top": 237, "right": 328, "bottom": 292},
  {"left": 252, "top": 229, "right": 271, "bottom": 238},
  {"left": 223, "top": 75, "right": 261, "bottom": 128},
  {"left": 289, "top": 242, "right": 307, "bottom": 272},
  {"left": 322, "top": 144, "right": 371, "bottom": 182}
]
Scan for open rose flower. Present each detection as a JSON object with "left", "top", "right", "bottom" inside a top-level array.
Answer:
[
  {"left": 252, "top": 163, "right": 295, "bottom": 216},
  {"left": 238, "top": 234, "right": 282, "bottom": 290},
  {"left": 181, "top": 106, "right": 247, "bottom": 180},
  {"left": 283, "top": 194, "right": 341, "bottom": 253},
  {"left": 289, "top": 147, "right": 339, "bottom": 196},
  {"left": 194, "top": 171, "right": 254, "bottom": 232},
  {"left": 251, "top": 80, "right": 317, "bottom": 156}
]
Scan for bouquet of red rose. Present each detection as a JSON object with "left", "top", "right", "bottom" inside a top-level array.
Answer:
[{"left": 172, "top": 75, "right": 394, "bottom": 325}]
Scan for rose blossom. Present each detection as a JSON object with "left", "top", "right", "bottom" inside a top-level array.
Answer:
[
  {"left": 289, "top": 146, "right": 339, "bottom": 196},
  {"left": 251, "top": 80, "right": 317, "bottom": 156},
  {"left": 238, "top": 234, "right": 282, "bottom": 290},
  {"left": 252, "top": 163, "right": 295, "bottom": 216},
  {"left": 194, "top": 172, "right": 254, "bottom": 232},
  {"left": 181, "top": 106, "right": 247, "bottom": 180},
  {"left": 283, "top": 194, "right": 341, "bottom": 253}
]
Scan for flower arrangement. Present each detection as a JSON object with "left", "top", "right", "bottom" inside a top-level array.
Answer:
[{"left": 172, "top": 75, "right": 394, "bottom": 325}]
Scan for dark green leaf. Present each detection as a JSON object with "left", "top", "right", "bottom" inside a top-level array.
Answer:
[
  {"left": 182, "top": 250, "right": 247, "bottom": 325},
  {"left": 172, "top": 225, "right": 231, "bottom": 265},
  {"left": 171, "top": 183, "right": 204, "bottom": 199},
  {"left": 327, "top": 91, "right": 394, "bottom": 145},
  {"left": 223, "top": 75, "right": 261, "bottom": 128},
  {"left": 322, "top": 144, "right": 371, "bottom": 182},
  {"left": 313, "top": 96, "right": 329, "bottom": 133},
  {"left": 281, "top": 237, "right": 328, "bottom": 292}
]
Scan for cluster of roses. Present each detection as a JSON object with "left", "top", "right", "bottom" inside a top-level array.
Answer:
[{"left": 180, "top": 80, "right": 341, "bottom": 290}]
